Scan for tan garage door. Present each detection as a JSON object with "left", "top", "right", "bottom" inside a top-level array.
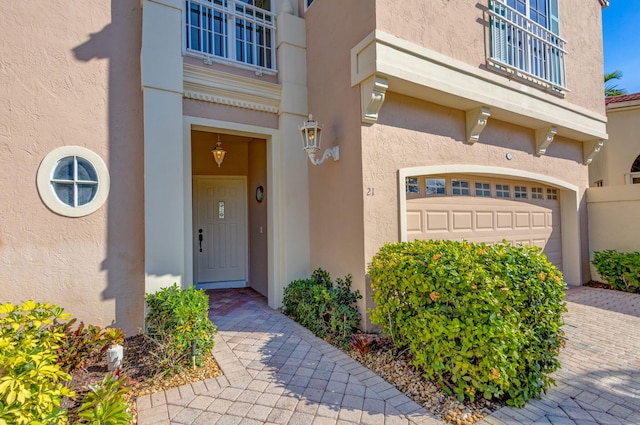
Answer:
[{"left": 406, "top": 175, "right": 562, "bottom": 269}]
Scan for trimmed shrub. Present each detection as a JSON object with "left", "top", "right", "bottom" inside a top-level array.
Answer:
[
  {"left": 283, "top": 268, "right": 361, "bottom": 347},
  {"left": 0, "top": 301, "right": 75, "bottom": 425},
  {"left": 145, "top": 284, "right": 217, "bottom": 370},
  {"left": 369, "top": 240, "right": 566, "bottom": 407},
  {"left": 592, "top": 250, "right": 640, "bottom": 293}
]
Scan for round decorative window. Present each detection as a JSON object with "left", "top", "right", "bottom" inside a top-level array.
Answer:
[{"left": 37, "top": 146, "right": 110, "bottom": 217}]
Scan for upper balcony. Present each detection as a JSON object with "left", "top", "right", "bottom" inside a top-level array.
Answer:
[
  {"left": 487, "top": 0, "right": 567, "bottom": 93},
  {"left": 184, "top": 0, "right": 277, "bottom": 76}
]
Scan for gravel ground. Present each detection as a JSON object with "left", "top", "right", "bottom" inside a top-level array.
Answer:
[{"left": 346, "top": 337, "right": 499, "bottom": 425}]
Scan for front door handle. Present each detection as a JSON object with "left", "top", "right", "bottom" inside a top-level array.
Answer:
[{"left": 198, "top": 229, "right": 203, "bottom": 252}]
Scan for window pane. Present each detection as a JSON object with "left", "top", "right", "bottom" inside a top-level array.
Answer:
[
  {"left": 496, "top": 184, "right": 510, "bottom": 198},
  {"left": 452, "top": 180, "right": 470, "bottom": 196},
  {"left": 53, "top": 157, "right": 75, "bottom": 180},
  {"left": 52, "top": 182, "right": 74, "bottom": 206},
  {"left": 76, "top": 158, "right": 98, "bottom": 182},
  {"left": 531, "top": 187, "right": 543, "bottom": 199},
  {"left": 475, "top": 182, "right": 491, "bottom": 197},
  {"left": 426, "top": 178, "right": 446, "bottom": 195},
  {"left": 514, "top": 185, "right": 527, "bottom": 199},
  {"left": 406, "top": 177, "right": 419, "bottom": 194},
  {"left": 77, "top": 184, "right": 98, "bottom": 206}
]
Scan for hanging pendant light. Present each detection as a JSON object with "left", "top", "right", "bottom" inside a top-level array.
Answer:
[{"left": 212, "top": 134, "right": 227, "bottom": 167}]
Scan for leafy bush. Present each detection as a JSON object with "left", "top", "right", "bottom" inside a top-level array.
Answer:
[
  {"left": 0, "top": 301, "right": 75, "bottom": 425},
  {"left": 369, "top": 240, "right": 566, "bottom": 407},
  {"left": 283, "top": 268, "right": 361, "bottom": 347},
  {"left": 54, "top": 319, "right": 125, "bottom": 373},
  {"left": 77, "top": 373, "right": 131, "bottom": 425},
  {"left": 145, "top": 284, "right": 217, "bottom": 370},
  {"left": 592, "top": 250, "right": 640, "bottom": 293}
]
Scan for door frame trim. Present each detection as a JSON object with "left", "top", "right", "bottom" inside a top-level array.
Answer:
[
  {"left": 398, "top": 164, "right": 581, "bottom": 286},
  {"left": 184, "top": 115, "right": 287, "bottom": 308},
  {"left": 193, "top": 175, "right": 249, "bottom": 286}
]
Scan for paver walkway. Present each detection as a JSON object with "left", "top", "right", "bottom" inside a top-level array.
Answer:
[
  {"left": 137, "top": 286, "right": 640, "bottom": 425},
  {"left": 478, "top": 286, "right": 640, "bottom": 425}
]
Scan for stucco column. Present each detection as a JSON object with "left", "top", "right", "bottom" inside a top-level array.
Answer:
[
  {"left": 141, "top": 0, "right": 185, "bottom": 293},
  {"left": 272, "top": 7, "right": 311, "bottom": 306}
]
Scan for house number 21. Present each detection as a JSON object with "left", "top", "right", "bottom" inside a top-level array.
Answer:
[{"left": 366, "top": 188, "right": 375, "bottom": 196}]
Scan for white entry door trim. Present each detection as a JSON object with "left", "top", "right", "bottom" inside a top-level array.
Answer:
[{"left": 194, "top": 176, "right": 248, "bottom": 289}]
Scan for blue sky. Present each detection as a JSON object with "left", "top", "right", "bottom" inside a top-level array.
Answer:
[{"left": 602, "top": 1, "right": 640, "bottom": 94}]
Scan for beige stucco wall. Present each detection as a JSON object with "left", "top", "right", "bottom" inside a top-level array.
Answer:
[
  {"left": 0, "top": 1, "right": 145, "bottom": 335},
  {"left": 362, "top": 93, "right": 591, "bottom": 285},
  {"left": 305, "top": 0, "right": 376, "bottom": 320},
  {"left": 589, "top": 104, "right": 640, "bottom": 186},
  {"left": 587, "top": 185, "right": 640, "bottom": 279},
  {"left": 374, "top": 0, "right": 605, "bottom": 116}
]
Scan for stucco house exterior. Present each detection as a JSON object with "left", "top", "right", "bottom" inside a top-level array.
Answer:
[
  {"left": 1, "top": 0, "right": 608, "bottom": 334},
  {"left": 587, "top": 93, "right": 640, "bottom": 269}
]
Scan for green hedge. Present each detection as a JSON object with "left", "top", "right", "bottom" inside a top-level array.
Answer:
[
  {"left": 282, "top": 269, "right": 361, "bottom": 347},
  {"left": 592, "top": 250, "right": 640, "bottom": 293},
  {"left": 369, "top": 240, "right": 566, "bottom": 407}
]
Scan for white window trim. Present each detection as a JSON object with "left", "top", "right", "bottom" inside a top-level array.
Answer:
[
  {"left": 37, "top": 146, "right": 110, "bottom": 218},
  {"left": 625, "top": 172, "right": 640, "bottom": 185},
  {"left": 304, "top": 0, "right": 315, "bottom": 12}
]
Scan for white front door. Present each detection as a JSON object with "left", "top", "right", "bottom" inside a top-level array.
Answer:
[{"left": 195, "top": 176, "right": 247, "bottom": 286}]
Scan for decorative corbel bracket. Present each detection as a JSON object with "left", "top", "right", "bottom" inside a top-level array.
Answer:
[
  {"left": 535, "top": 126, "right": 557, "bottom": 156},
  {"left": 361, "top": 76, "right": 388, "bottom": 124},
  {"left": 465, "top": 107, "right": 491, "bottom": 144},
  {"left": 584, "top": 140, "right": 604, "bottom": 165}
]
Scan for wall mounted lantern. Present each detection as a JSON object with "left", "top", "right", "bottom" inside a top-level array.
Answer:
[
  {"left": 212, "top": 135, "right": 227, "bottom": 167},
  {"left": 299, "top": 115, "right": 339, "bottom": 165}
]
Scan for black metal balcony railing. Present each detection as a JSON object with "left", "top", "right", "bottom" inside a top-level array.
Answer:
[
  {"left": 488, "top": 0, "right": 567, "bottom": 91},
  {"left": 185, "top": 0, "right": 276, "bottom": 74}
]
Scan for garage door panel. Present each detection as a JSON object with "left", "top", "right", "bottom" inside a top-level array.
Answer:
[
  {"left": 531, "top": 212, "right": 546, "bottom": 228},
  {"left": 426, "top": 211, "right": 448, "bottom": 232},
  {"left": 406, "top": 210, "right": 423, "bottom": 233},
  {"left": 475, "top": 211, "right": 493, "bottom": 230},
  {"left": 532, "top": 238, "right": 547, "bottom": 249},
  {"left": 514, "top": 212, "right": 530, "bottom": 228},
  {"left": 452, "top": 211, "right": 473, "bottom": 231},
  {"left": 496, "top": 212, "right": 513, "bottom": 229},
  {"left": 547, "top": 211, "right": 555, "bottom": 228}
]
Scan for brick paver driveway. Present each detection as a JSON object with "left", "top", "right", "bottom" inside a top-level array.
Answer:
[
  {"left": 479, "top": 286, "right": 640, "bottom": 425},
  {"left": 137, "top": 286, "right": 640, "bottom": 425}
]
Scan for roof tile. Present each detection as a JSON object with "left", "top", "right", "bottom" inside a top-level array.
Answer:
[{"left": 605, "top": 92, "right": 640, "bottom": 105}]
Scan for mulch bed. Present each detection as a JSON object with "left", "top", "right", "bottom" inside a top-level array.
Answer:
[{"left": 64, "top": 334, "right": 222, "bottom": 424}]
